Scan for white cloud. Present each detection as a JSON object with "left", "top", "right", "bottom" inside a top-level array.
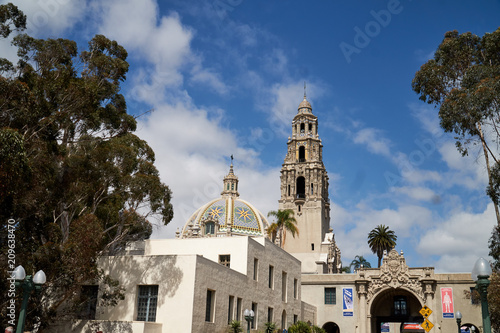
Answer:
[
  {"left": 353, "top": 128, "right": 392, "bottom": 158},
  {"left": 417, "top": 203, "right": 495, "bottom": 272},
  {"left": 8, "top": 0, "right": 87, "bottom": 36},
  {"left": 136, "top": 102, "right": 276, "bottom": 239},
  {"left": 391, "top": 186, "right": 439, "bottom": 203},
  {"left": 94, "top": 0, "right": 229, "bottom": 101},
  {"left": 333, "top": 202, "right": 434, "bottom": 268}
]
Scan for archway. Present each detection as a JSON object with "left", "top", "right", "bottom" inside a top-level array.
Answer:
[
  {"left": 323, "top": 321, "right": 340, "bottom": 333},
  {"left": 369, "top": 288, "right": 423, "bottom": 333},
  {"left": 296, "top": 177, "right": 305, "bottom": 198}
]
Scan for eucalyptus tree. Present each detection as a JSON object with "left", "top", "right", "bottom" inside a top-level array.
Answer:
[
  {"left": 412, "top": 28, "right": 500, "bottom": 225},
  {"left": 0, "top": 3, "right": 173, "bottom": 329}
]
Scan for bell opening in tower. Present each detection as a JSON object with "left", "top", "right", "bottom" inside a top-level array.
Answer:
[
  {"left": 296, "top": 176, "right": 305, "bottom": 199},
  {"left": 299, "top": 146, "right": 305, "bottom": 162}
]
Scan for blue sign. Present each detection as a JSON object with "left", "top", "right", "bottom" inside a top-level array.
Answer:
[{"left": 343, "top": 288, "right": 353, "bottom": 317}]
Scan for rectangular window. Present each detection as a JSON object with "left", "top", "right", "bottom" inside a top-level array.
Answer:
[
  {"left": 219, "top": 254, "right": 230, "bottom": 267},
  {"left": 268, "top": 307, "right": 273, "bottom": 323},
  {"left": 251, "top": 302, "right": 258, "bottom": 329},
  {"left": 282, "top": 271, "right": 287, "bottom": 302},
  {"left": 324, "top": 287, "right": 336, "bottom": 305},
  {"left": 228, "top": 295, "right": 234, "bottom": 324},
  {"left": 269, "top": 265, "right": 274, "bottom": 289},
  {"left": 137, "top": 285, "right": 158, "bottom": 322},
  {"left": 78, "top": 285, "right": 98, "bottom": 319},
  {"left": 294, "top": 278, "right": 298, "bottom": 299},
  {"left": 205, "top": 289, "right": 216, "bottom": 322},
  {"left": 236, "top": 297, "right": 242, "bottom": 321},
  {"left": 394, "top": 296, "right": 407, "bottom": 316},
  {"left": 253, "top": 258, "right": 259, "bottom": 281},
  {"left": 294, "top": 314, "right": 298, "bottom": 324}
]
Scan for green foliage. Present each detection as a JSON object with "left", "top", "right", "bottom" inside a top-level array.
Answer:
[
  {"left": 489, "top": 272, "right": 500, "bottom": 333},
  {"left": 0, "top": 2, "right": 26, "bottom": 38},
  {"left": 411, "top": 28, "right": 500, "bottom": 223},
  {"left": 267, "top": 209, "right": 299, "bottom": 248},
  {"left": 311, "top": 325, "right": 326, "bottom": 333},
  {"left": 0, "top": 4, "right": 173, "bottom": 329},
  {"left": 368, "top": 225, "right": 397, "bottom": 267},
  {"left": 490, "top": 226, "right": 500, "bottom": 271},
  {"left": 228, "top": 320, "right": 243, "bottom": 333},
  {"left": 265, "top": 321, "right": 277, "bottom": 333},
  {"left": 288, "top": 321, "right": 313, "bottom": 333},
  {"left": 342, "top": 264, "right": 351, "bottom": 273},
  {"left": 350, "top": 255, "right": 371, "bottom": 272}
]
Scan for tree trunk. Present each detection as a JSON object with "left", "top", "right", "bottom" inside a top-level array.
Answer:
[{"left": 478, "top": 123, "right": 500, "bottom": 226}]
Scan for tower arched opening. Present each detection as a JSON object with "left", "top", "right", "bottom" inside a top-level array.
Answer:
[
  {"left": 299, "top": 146, "right": 306, "bottom": 162},
  {"left": 296, "top": 177, "right": 305, "bottom": 199}
]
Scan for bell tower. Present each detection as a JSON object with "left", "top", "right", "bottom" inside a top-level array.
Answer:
[{"left": 278, "top": 88, "right": 334, "bottom": 272}]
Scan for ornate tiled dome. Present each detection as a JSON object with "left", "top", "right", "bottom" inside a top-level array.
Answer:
[{"left": 178, "top": 161, "right": 270, "bottom": 238}]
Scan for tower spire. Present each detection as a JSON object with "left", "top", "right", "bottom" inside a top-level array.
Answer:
[{"left": 304, "top": 81, "right": 307, "bottom": 99}]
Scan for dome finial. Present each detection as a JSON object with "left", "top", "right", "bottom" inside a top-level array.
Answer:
[
  {"left": 222, "top": 155, "right": 238, "bottom": 197},
  {"left": 304, "top": 81, "right": 307, "bottom": 99},
  {"left": 229, "top": 155, "right": 234, "bottom": 175}
]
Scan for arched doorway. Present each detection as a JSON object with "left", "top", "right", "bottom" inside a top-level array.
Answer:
[
  {"left": 323, "top": 321, "right": 340, "bottom": 333},
  {"left": 370, "top": 288, "right": 423, "bottom": 333}
]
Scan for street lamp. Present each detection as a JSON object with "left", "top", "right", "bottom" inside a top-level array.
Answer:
[
  {"left": 455, "top": 310, "right": 462, "bottom": 333},
  {"left": 471, "top": 257, "right": 492, "bottom": 333},
  {"left": 244, "top": 309, "right": 255, "bottom": 333},
  {"left": 12, "top": 265, "right": 46, "bottom": 333}
]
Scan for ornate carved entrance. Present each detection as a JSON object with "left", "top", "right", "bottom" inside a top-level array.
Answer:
[{"left": 355, "top": 249, "right": 437, "bottom": 333}]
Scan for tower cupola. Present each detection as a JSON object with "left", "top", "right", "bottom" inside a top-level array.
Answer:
[{"left": 221, "top": 155, "right": 239, "bottom": 197}]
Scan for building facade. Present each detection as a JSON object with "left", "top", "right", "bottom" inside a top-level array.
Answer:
[
  {"left": 55, "top": 236, "right": 308, "bottom": 333},
  {"left": 53, "top": 93, "right": 485, "bottom": 333}
]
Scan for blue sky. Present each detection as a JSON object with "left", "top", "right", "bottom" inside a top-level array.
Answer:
[{"left": 2, "top": 0, "right": 499, "bottom": 272}]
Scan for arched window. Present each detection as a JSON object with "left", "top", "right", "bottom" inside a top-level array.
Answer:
[
  {"left": 299, "top": 146, "right": 305, "bottom": 162},
  {"left": 288, "top": 185, "right": 290, "bottom": 196},
  {"left": 296, "top": 177, "right": 305, "bottom": 199},
  {"left": 300, "top": 123, "right": 305, "bottom": 133},
  {"left": 311, "top": 183, "right": 314, "bottom": 195},
  {"left": 205, "top": 222, "right": 215, "bottom": 235},
  {"left": 308, "top": 123, "right": 312, "bottom": 132},
  {"left": 281, "top": 310, "right": 287, "bottom": 330}
]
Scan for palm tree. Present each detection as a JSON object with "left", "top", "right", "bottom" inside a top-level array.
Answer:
[
  {"left": 350, "top": 255, "right": 371, "bottom": 272},
  {"left": 267, "top": 209, "right": 299, "bottom": 248},
  {"left": 368, "top": 224, "right": 397, "bottom": 267}
]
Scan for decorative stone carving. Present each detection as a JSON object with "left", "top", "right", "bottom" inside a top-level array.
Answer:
[
  {"left": 327, "top": 234, "right": 342, "bottom": 274},
  {"left": 366, "top": 249, "right": 425, "bottom": 301}
]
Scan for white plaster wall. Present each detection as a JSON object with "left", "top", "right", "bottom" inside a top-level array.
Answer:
[
  {"left": 97, "top": 254, "right": 197, "bottom": 332},
  {"left": 145, "top": 236, "right": 249, "bottom": 275}
]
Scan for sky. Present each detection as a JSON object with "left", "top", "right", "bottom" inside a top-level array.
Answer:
[{"left": 1, "top": 0, "right": 499, "bottom": 273}]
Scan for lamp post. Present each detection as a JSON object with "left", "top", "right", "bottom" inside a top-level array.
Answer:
[
  {"left": 12, "top": 265, "right": 46, "bottom": 333},
  {"left": 244, "top": 309, "right": 255, "bottom": 333},
  {"left": 471, "top": 257, "right": 492, "bottom": 333},
  {"left": 455, "top": 310, "right": 462, "bottom": 333}
]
